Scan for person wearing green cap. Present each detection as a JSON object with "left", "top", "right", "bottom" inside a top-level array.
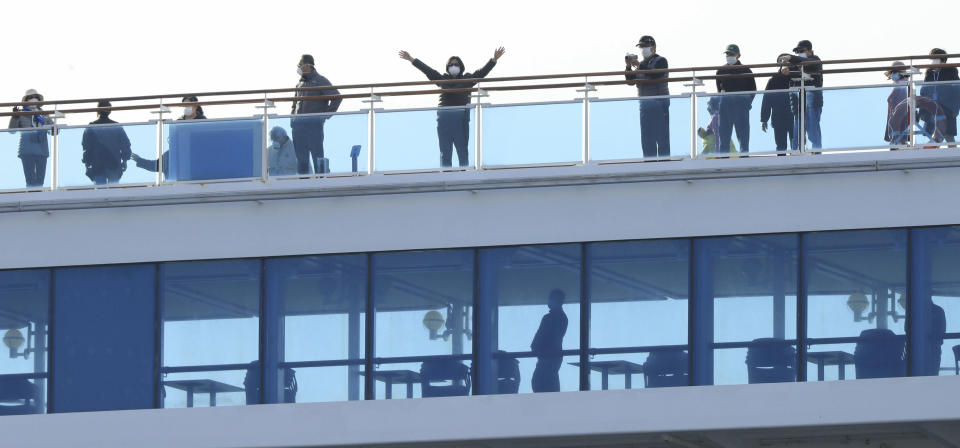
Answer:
[{"left": 715, "top": 44, "right": 756, "bottom": 154}]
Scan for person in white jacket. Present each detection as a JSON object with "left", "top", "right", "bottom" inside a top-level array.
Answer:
[{"left": 268, "top": 127, "right": 298, "bottom": 176}]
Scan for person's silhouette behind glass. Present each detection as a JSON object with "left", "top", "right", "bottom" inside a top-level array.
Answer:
[{"left": 530, "top": 289, "right": 568, "bottom": 392}]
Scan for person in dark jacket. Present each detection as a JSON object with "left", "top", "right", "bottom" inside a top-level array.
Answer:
[
  {"left": 530, "top": 289, "right": 568, "bottom": 393},
  {"left": 920, "top": 48, "right": 960, "bottom": 143},
  {"left": 781, "top": 40, "right": 824, "bottom": 149},
  {"left": 716, "top": 44, "right": 757, "bottom": 153},
  {"left": 130, "top": 96, "right": 207, "bottom": 178},
  {"left": 399, "top": 47, "right": 505, "bottom": 167},
  {"left": 625, "top": 35, "right": 670, "bottom": 158},
  {"left": 291, "top": 54, "right": 342, "bottom": 175},
  {"left": 8, "top": 89, "right": 53, "bottom": 188},
  {"left": 81, "top": 100, "right": 132, "bottom": 184},
  {"left": 760, "top": 55, "right": 798, "bottom": 152}
]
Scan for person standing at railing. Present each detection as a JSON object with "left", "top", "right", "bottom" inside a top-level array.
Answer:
[
  {"left": 885, "top": 62, "right": 914, "bottom": 145},
  {"left": 398, "top": 47, "right": 506, "bottom": 168},
  {"left": 81, "top": 100, "right": 132, "bottom": 185},
  {"left": 715, "top": 44, "right": 756, "bottom": 154},
  {"left": 7, "top": 89, "right": 53, "bottom": 188},
  {"left": 130, "top": 96, "right": 206, "bottom": 178},
  {"left": 781, "top": 40, "right": 823, "bottom": 149},
  {"left": 920, "top": 48, "right": 960, "bottom": 144},
  {"left": 760, "top": 55, "right": 798, "bottom": 152},
  {"left": 625, "top": 35, "right": 670, "bottom": 158},
  {"left": 291, "top": 54, "right": 342, "bottom": 175}
]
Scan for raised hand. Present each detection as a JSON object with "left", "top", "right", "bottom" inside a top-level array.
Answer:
[
  {"left": 398, "top": 50, "right": 413, "bottom": 62},
  {"left": 493, "top": 46, "right": 506, "bottom": 61}
]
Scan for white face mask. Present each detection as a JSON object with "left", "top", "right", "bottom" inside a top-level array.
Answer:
[
  {"left": 726, "top": 56, "right": 738, "bottom": 65},
  {"left": 183, "top": 106, "right": 195, "bottom": 116},
  {"left": 641, "top": 47, "right": 653, "bottom": 58},
  {"left": 296, "top": 66, "right": 303, "bottom": 76},
  {"left": 447, "top": 65, "right": 461, "bottom": 76},
  {"left": 28, "top": 98, "right": 39, "bottom": 103}
]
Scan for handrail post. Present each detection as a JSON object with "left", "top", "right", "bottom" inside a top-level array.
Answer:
[
  {"left": 363, "top": 89, "right": 382, "bottom": 175},
  {"left": 50, "top": 104, "right": 60, "bottom": 191},
  {"left": 153, "top": 99, "right": 168, "bottom": 185},
  {"left": 908, "top": 63, "right": 918, "bottom": 148},
  {"left": 257, "top": 95, "right": 275, "bottom": 181},
  {"left": 473, "top": 84, "right": 489, "bottom": 169},
  {"left": 576, "top": 78, "right": 596, "bottom": 165},
  {"left": 799, "top": 65, "right": 807, "bottom": 153},
  {"left": 685, "top": 72, "right": 704, "bottom": 159}
]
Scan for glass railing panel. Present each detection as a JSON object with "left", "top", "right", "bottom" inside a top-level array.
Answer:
[
  {"left": 1, "top": 127, "right": 52, "bottom": 191},
  {"left": 156, "top": 118, "right": 263, "bottom": 182},
  {"left": 590, "top": 95, "right": 692, "bottom": 161},
  {"left": 915, "top": 80, "right": 960, "bottom": 146},
  {"left": 268, "top": 112, "right": 368, "bottom": 177},
  {"left": 56, "top": 123, "right": 157, "bottom": 188},
  {"left": 813, "top": 85, "right": 905, "bottom": 151},
  {"left": 695, "top": 91, "right": 788, "bottom": 157},
  {"left": 375, "top": 106, "right": 475, "bottom": 171},
  {"left": 482, "top": 101, "right": 582, "bottom": 166}
]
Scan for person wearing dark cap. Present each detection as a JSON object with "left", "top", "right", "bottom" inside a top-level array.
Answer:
[
  {"left": 399, "top": 47, "right": 505, "bottom": 167},
  {"left": 779, "top": 40, "right": 823, "bottom": 149},
  {"left": 625, "top": 35, "right": 670, "bottom": 158},
  {"left": 760, "top": 55, "right": 798, "bottom": 152},
  {"left": 81, "top": 100, "right": 132, "bottom": 184},
  {"left": 715, "top": 44, "right": 756, "bottom": 154},
  {"left": 291, "top": 54, "right": 342, "bottom": 174},
  {"left": 8, "top": 89, "right": 54, "bottom": 188},
  {"left": 920, "top": 48, "right": 960, "bottom": 143}
]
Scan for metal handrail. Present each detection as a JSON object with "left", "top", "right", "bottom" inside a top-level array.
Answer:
[{"left": 2, "top": 53, "right": 957, "bottom": 111}]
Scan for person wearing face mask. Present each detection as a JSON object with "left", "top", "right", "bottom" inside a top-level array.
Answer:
[
  {"left": 780, "top": 40, "right": 823, "bottom": 149},
  {"left": 130, "top": 96, "right": 206, "bottom": 179},
  {"left": 885, "top": 62, "right": 947, "bottom": 146},
  {"left": 760, "top": 54, "right": 798, "bottom": 152},
  {"left": 8, "top": 89, "right": 54, "bottom": 188},
  {"left": 919, "top": 48, "right": 960, "bottom": 144},
  {"left": 81, "top": 100, "right": 132, "bottom": 185},
  {"left": 291, "top": 54, "right": 342, "bottom": 175},
  {"left": 399, "top": 47, "right": 505, "bottom": 167},
  {"left": 625, "top": 35, "right": 670, "bottom": 158},
  {"left": 715, "top": 44, "right": 756, "bottom": 154},
  {"left": 267, "top": 126, "right": 298, "bottom": 176}
]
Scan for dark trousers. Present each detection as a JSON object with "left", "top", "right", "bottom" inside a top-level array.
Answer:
[
  {"left": 20, "top": 155, "right": 47, "bottom": 187},
  {"left": 437, "top": 109, "right": 471, "bottom": 167},
  {"left": 291, "top": 118, "right": 326, "bottom": 175},
  {"left": 90, "top": 167, "right": 123, "bottom": 185},
  {"left": 773, "top": 124, "right": 797, "bottom": 151},
  {"left": 531, "top": 357, "right": 562, "bottom": 393},
  {"left": 639, "top": 99, "right": 670, "bottom": 158},
  {"left": 718, "top": 97, "right": 751, "bottom": 153}
]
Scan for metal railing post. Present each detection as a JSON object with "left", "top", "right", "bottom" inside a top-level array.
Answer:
[
  {"left": 576, "top": 78, "right": 596, "bottom": 164},
  {"left": 258, "top": 95, "right": 274, "bottom": 181},
  {"left": 473, "top": 84, "right": 488, "bottom": 169},
  {"left": 908, "top": 64, "right": 917, "bottom": 148},
  {"left": 363, "top": 89, "right": 381, "bottom": 175},
  {"left": 799, "top": 65, "right": 807, "bottom": 153},
  {"left": 685, "top": 72, "right": 704, "bottom": 159},
  {"left": 50, "top": 104, "right": 59, "bottom": 190},
  {"left": 155, "top": 99, "right": 165, "bottom": 185}
]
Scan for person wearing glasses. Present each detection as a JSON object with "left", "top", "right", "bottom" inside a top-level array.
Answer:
[{"left": 291, "top": 54, "right": 342, "bottom": 175}]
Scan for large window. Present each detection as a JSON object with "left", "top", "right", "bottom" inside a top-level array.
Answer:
[
  {"left": 477, "top": 244, "right": 581, "bottom": 395},
  {"left": 160, "top": 260, "right": 260, "bottom": 408},
  {"left": 265, "top": 255, "right": 367, "bottom": 403},
  {"left": 694, "top": 235, "right": 798, "bottom": 386},
  {"left": 52, "top": 265, "right": 155, "bottom": 413},
  {"left": 588, "top": 240, "right": 689, "bottom": 390},
  {"left": 805, "top": 230, "right": 907, "bottom": 381},
  {"left": 911, "top": 227, "right": 960, "bottom": 377},
  {"left": 372, "top": 249, "right": 474, "bottom": 399},
  {"left": 0, "top": 269, "right": 50, "bottom": 415}
]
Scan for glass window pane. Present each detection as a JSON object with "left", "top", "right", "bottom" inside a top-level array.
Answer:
[
  {"left": 267, "top": 113, "right": 368, "bottom": 177},
  {"left": 0, "top": 128, "right": 52, "bottom": 190},
  {"left": 911, "top": 227, "right": 960, "bottom": 377},
  {"left": 590, "top": 96, "right": 691, "bottom": 160},
  {"left": 52, "top": 265, "right": 155, "bottom": 413},
  {"left": 0, "top": 269, "right": 50, "bottom": 415},
  {"left": 916, "top": 80, "right": 959, "bottom": 146},
  {"left": 158, "top": 119, "right": 262, "bottom": 182},
  {"left": 265, "top": 255, "right": 366, "bottom": 403},
  {"left": 805, "top": 229, "right": 907, "bottom": 381},
  {"left": 587, "top": 240, "right": 689, "bottom": 390},
  {"left": 478, "top": 244, "right": 581, "bottom": 395},
  {"left": 816, "top": 86, "right": 902, "bottom": 151},
  {"left": 372, "top": 249, "right": 474, "bottom": 399},
  {"left": 161, "top": 260, "right": 260, "bottom": 368},
  {"left": 482, "top": 102, "right": 582, "bottom": 166},
  {"left": 696, "top": 92, "right": 791, "bottom": 156},
  {"left": 375, "top": 107, "right": 476, "bottom": 171},
  {"left": 56, "top": 123, "right": 156, "bottom": 187},
  {"left": 163, "top": 369, "right": 248, "bottom": 408}
]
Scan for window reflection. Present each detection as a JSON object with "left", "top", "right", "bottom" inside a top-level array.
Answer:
[
  {"left": 0, "top": 270, "right": 49, "bottom": 415},
  {"left": 911, "top": 227, "right": 960, "bottom": 377}
]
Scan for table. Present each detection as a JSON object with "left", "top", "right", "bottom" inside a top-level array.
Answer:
[
  {"left": 163, "top": 379, "right": 245, "bottom": 407},
  {"left": 806, "top": 351, "right": 855, "bottom": 381},
  {"left": 571, "top": 361, "right": 645, "bottom": 390},
  {"left": 360, "top": 370, "right": 421, "bottom": 399}
]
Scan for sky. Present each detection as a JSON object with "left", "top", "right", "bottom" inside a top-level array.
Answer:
[{"left": 5, "top": 0, "right": 960, "bottom": 125}]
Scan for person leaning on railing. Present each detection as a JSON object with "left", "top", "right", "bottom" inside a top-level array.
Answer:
[
  {"left": 625, "top": 35, "right": 670, "bottom": 158},
  {"left": 130, "top": 96, "right": 206, "bottom": 179},
  {"left": 291, "top": 54, "right": 341, "bottom": 175},
  {"left": 781, "top": 40, "right": 823, "bottom": 149},
  {"left": 7, "top": 89, "right": 53, "bottom": 188},
  {"left": 715, "top": 44, "right": 756, "bottom": 154},
  {"left": 920, "top": 48, "right": 960, "bottom": 144},
  {"left": 398, "top": 46, "right": 506, "bottom": 168}
]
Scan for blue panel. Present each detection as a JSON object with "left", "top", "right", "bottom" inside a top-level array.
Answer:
[
  {"left": 164, "top": 119, "right": 263, "bottom": 181},
  {"left": 52, "top": 265, "right": 155, "bottom": 413}
]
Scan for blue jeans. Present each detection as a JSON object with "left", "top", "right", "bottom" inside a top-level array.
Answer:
[
  {"left": 639, "top": 99, "right": 670, "bottom": 157},
  {"left": 793, "top": 92, "right": 823, "bottom": 149},
  {"left": 717, "top": 96, "right": 751, "bottom": 153}
]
